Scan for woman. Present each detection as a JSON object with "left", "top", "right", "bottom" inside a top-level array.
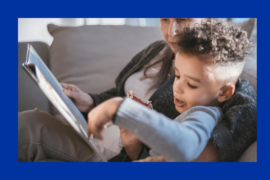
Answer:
[{"left": 18, "top": 18, "right": 257, "bottom": 162}]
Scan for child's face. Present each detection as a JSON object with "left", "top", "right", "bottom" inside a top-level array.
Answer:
[{"left": 173, "top": 53, "right": 223, "bottom": 113}]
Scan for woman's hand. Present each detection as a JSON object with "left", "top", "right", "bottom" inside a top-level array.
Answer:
[
  {"left": 133, "top": 156, "right": 166, "bottom": 162},
  {"left": 61, "top": 83, "right": 94, "bottom": 112},
  {"left": 119, "top": 127, "right": 142, "bottom": 161},
  {"left": 88, "top": 97, "right": 123, "bottom": 140}
]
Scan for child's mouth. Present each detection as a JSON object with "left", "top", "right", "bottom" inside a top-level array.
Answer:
[{"left": 174, "top": 98, "right": 185, "bottom": 107}]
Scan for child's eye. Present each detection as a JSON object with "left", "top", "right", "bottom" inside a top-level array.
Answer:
[
  {"left": 188, "top": 83, "right": 197, "bottom": 89},
  {"left": 175, "top": 75, "right": 180, "bottom": 79}
]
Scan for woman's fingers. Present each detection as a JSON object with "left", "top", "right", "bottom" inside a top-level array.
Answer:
[
  {"left": 63, "top": 89, "right": 80, "bottom": 100},
  {"left": 61, "top": 83, "right": 70, "bottom": 89},
  {"left": 133, "top": 156, "right": 166, "bottom": 162},
  {"left": 61, "top": 83, "right": 80, "bottom": 92}
]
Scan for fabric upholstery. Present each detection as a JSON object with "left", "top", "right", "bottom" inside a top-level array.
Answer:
[
  {"left": 240, "top": 19, "right": 257, "bottom": 91},
  {"left": 237, "top": 19, "right": 257, "bottom": 162},
  {"left": 47, "top": 24, "right": 163, "bottom": 117},
  {"left": 238, "top": 141, "right": 257, "bottom": 162}
]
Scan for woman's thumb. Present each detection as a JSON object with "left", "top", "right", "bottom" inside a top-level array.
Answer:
[{"left": 64, "top": 89, "right": 78, "bottom": 99}]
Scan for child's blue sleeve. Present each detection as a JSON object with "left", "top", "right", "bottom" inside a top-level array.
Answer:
[{"left": 114, "top": 98, "right": 222, "bottom": 162}]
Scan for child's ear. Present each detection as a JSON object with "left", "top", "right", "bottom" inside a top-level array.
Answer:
[{"left": 217, "top": 85, "right": 235, "bottom": 103}]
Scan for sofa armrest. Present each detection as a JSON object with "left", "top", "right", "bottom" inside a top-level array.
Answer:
[{"left": 18, "top": 41, "right": 51, "bottom": 114}]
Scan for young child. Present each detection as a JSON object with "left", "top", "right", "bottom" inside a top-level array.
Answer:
[{"left": 87, "top": 20, "right": 253, "bottom": 162}]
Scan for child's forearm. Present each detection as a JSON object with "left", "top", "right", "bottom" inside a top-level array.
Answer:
[{"left": 113, "top": 98, "right": 221, "bottom": 162}]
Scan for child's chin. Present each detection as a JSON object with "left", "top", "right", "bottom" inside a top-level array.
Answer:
[{"left": 175, "top": 106, "right": 184, "bottom": 114}]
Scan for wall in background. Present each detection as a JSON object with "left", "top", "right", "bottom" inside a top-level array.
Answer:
[{"left": 18, "top": 18, "right": 250, "bottom": 45}]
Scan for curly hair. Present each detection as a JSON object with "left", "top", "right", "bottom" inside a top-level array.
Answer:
[
  {"left": 176, "top": 20, "right": 253, "bottom": 83},
  {"left": 177, "top": 20, "right": 253, "bottom": 63}
]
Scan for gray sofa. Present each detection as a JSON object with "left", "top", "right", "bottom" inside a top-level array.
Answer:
[{"left": 18, "top": 19, "right": 257, "bottom": 162}]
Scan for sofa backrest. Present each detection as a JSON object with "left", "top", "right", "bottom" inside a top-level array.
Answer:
[
  {"left": 239, "top": 19, "right": 257, "bottom": 91},
  {"left": 47, "top": 24, "right": 164, "bottom": 94},
  {"left": 47, "top": 24, "right": 164, "bottom": 117}
]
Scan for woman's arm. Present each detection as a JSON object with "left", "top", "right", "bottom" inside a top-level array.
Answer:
[{"left": 211, "top": 78, "right": 257, "bottom": 161}]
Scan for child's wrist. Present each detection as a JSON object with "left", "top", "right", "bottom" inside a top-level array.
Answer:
[{"left": 108, "top": 97, "right": 124, "bottom": 121}]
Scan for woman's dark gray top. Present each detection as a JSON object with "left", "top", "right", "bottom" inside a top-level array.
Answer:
[{"left": 87, "top": 40, "right": 257, "bottom": 162}]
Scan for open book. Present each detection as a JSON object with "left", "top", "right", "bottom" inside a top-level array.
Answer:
[{"left": 22, "top": 44, "right": 107, "bottom": 162}]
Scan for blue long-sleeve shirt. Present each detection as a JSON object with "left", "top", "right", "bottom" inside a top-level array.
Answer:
[{"left": 113, "top": 98, "right": 222, "bottom": 162}]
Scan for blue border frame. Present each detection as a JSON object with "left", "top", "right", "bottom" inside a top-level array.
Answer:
[{"left": 1, "top": 0, "right": 268, "bottom": 179}]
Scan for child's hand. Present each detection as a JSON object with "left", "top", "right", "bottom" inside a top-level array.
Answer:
[
  {"left": 87, "top": 97, "right": 123, "bottom": 140},
  {"left": 119, "top": 127, "right": 142, "bottom": 161}
]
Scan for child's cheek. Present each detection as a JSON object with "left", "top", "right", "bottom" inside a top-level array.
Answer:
[{"left": 172, "top": 80, "right": 177, "bottom": 94}]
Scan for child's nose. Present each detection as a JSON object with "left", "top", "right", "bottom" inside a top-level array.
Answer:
[{"left": 174, "top": 80, "right": 184, "bottom": 94}]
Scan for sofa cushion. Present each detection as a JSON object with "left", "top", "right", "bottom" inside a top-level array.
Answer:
[
  {"left": 48, "top": 24, "right": 163, "bottom": 117},
  {"left": 238, "top": 141, "right": 257, "bottom": 162}
]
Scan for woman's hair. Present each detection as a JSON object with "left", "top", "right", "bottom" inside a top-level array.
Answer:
[{"left": 140, "top": 42, "right": 174, "bottom": 92}]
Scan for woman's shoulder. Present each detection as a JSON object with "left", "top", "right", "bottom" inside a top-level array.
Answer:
[
  {"left": 148, "top": 40, "right": 167, "bottom": 47},
  {"left": 145, "top": 40, "right": 167, "bottom": 52},
  {"left": 224, "top": 78, "right": 256, "bottom": 109},
  {"left": 220, "top": 77, "right": 256, "bottom": 120},
  {"left": 235, "top": 78, "right": 256, "bottom": 96}
]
